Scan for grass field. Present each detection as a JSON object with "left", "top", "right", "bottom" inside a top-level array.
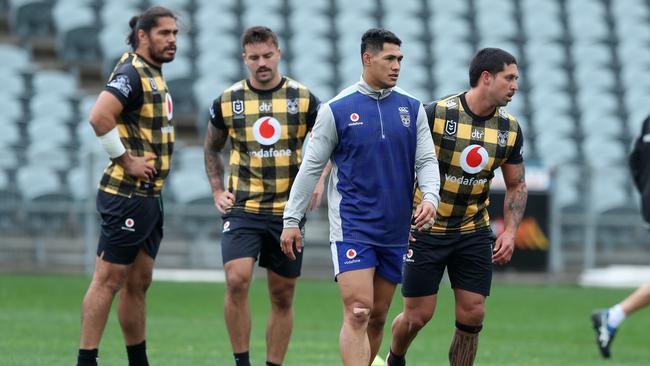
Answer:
[{"left": 1, "top": 273, "right": 649, "bottom": 365}]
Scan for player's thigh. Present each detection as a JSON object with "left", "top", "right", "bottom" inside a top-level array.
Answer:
[
  {"left": 337, "top": 267, "right": 376, "bottom": 309},
  {"left": 220, "top": 213, "right": 265, "bottom": 265},
  {"left": 447, "top": 228, "right": 494, "bottom": 297},
  {"left": 401, "top": 232, "right": 452, "bottom": 297},
  {"left": 260, "top": 216, "right": 303, "bottom": 278},
  {"left": 96, "top": 191, "right": 161, "bottom": 265}
]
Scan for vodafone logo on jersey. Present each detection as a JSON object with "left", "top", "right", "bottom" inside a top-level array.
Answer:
[
  {"left": 460, "top": 144, "right": 489, "bottom": 174},
  {"left": 252, "top": 117, "right": 282, "bottom": 145},
  {"left": 165, "top": 93, "right": 173, "bottom": 121},
  {"left": 345, "top": 249, "right": 357, "bottom": 259}
]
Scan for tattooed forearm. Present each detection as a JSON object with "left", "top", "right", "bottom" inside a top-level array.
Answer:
[
  {"left": 203, "top": 123, "right": 227, "bottom": 193},
  {"left": 503, "top": 163, "right": 528, "bottom": 233}
]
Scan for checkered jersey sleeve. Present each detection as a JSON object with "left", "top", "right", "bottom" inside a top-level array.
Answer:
[
  {"left": 306, "top": 91, "right": 321, "bottom": 131},
  {"left": 505, "top": 124, "right": 524, "bottom": 164},
  {"left": 209, "top": 95, "right": 226, "bottom": 131},
  {"left": 105, "top": 63, "right": 143, "bottom": 112}
]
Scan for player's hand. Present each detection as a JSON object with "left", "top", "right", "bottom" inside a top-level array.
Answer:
[
  {"left": 212, "top": 189, "right": 235, "bottom": 214},
  {"left": 118, "top": 153, "right": 157, "bottom": 180},
  {"left": 412, "top": 201, "right": 436, "bottom": 230},
  {"left": 280, "top": 227, "right": 302, "bottom": 261},
  {"left": 409, "top": 232, "right": 416, "bottom": 242},
  {"left": 308, "top": 180, "right": 325, "bottom": 211},
  {"left": 493, "top": 231, "right": 515, "bottom": 265}
]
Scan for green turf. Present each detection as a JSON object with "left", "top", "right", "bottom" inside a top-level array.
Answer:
[{"left": 1, "top": 273, "right": 649, "bottom": 365}]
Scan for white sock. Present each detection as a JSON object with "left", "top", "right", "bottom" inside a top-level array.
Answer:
[{"left": 607, "top": 304, "right": 626, "bottom": 328}]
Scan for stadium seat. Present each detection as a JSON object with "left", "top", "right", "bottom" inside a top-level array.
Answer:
[
  {"left": 589, "top": 167, "right": 629, "bottom": 213},
  {"left": 75, "top": 119, "right": 96, "bottom": 146},
  {"left": 66, "top": 157, "right": 106, "bottom": 202},
  {"left": 27, "top": 116, "right": 73, "bottom": 147},
  {"left": 168, "top": 169, "right": 212, "bottom": 205},
  {"left": 32, "top": 70, "right": 78, "bottom": 97},
  {"left": 0, "top": 122, "right": 22, "bottom": 148},
  {"left": 16, "top": 164, "right": 67, "bottom": 200},
  {"left": 174, "top": 145, "right": 205, "bottom": 172},
  {"left": 583, "top": 136, "right": 626, "bottom": 169},
  {"left": 0, "top": 94, "right": 24, "bottom": 122},
  {"left": 29, "top": 94, "right": 75, "bottom": 122},
  {"left": 574, "top": 64, "right": 616, "bottom": 91},
  {"left": 0, "top": 71, "right": 27, "bottom": 98},
  {"left": 431, "top": 0, "right": 468, "bottom": 16},
  {"left": 52, "top": 2, "right": 100, "bottom": 64},
  {"left": 25, "top": 143, "right": 71, "bottom": 171},
  {"left": 553, "top": 164, "right": 581, "bottom": 209},
  {"left": 242, "top": 0, "right": 283, "bottom": 30},
  {"left": 430, "top": 15, "right": 470, "bottom": 41},
  {"left": 521, "top": 0, "right": 562, "bottom": 41},
  {"left": 0, "top": 44, "right": 32, "bottom": 72},
  {"left": 0, "top": 147, "right": 20, "bottom": 170},
  {"left": 8, "top": 0, "right": 54, "bottom": 39}
]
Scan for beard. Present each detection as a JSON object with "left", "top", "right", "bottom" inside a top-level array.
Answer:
[{"left": 150, "top": 44, "right": 175, "bottom": 64}]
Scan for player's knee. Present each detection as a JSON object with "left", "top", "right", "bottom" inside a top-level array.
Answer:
[
  {"left": 225, "top": 272, "right": 251, "bottom": 298},
  {"left": 126, "top": 271, "right": 153, "bottom": 294},
  {"left": 405, "top": 310, "right": 433, "bottom": 331},
  {"left": 94, "top": 270, "right": 127, "bottom": 295},
  {"left": 458, "top": 303, "right": 485, "bottom": 324},
  {"left": 348, "top": 304, "right": 372, "bottom": 326},
  {"left": 269, "top": 285, "right": 295, "bottom": 312}
]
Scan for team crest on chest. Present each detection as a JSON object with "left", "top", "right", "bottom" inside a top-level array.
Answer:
[
  {"left": 497, "top": 130, "right": 509, "bottom": 147},
  {"left": 399, "top": 106, "right": 410, "bottom": 127},
  {"left": 287, "top": 98, "right": 299, "bottom": 115},
  {"left": 232, "top": 100, "right": 244, "bottom": 116}
]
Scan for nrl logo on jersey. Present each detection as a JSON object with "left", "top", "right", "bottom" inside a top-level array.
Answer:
[
  {"left": 497, "top": 130, "right": 509, "bottom": 147},
  {"left": 498, "top": 108, "right": 508, "bottom": 119},
  {"left": 443, "top": 119, "right": 457, "bottom": 141},
  {"left": 287, "top": 98, "right": 299, "bottom": 115},
  {"left": 232, "top": 100, "right": 244, "bottom": 116},
  {"left": 398, "top": 106, "right": 410, "bottom": 127}
]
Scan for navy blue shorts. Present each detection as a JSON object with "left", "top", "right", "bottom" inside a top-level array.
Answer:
[
  {"left": 96, "top": 190, "right": 163, "bottom": 265},
  {"left": 221, "top": 210, "right": 304, "bottom": 278},
  {"left": 330, "top": 241, "right": 407, "bottom": 284},
  {"left": 401, "top": 228, "right": 495, "bottom": 297}
]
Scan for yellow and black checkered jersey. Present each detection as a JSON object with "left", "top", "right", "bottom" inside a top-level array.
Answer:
[
  {"left": 209, "top": 77, "right": 320, "bottom": 216},
  {"left": 99, "top": 52, "right": 175, "bottom": 198},
  {"left": 414, "top": 92, "right": 524, "bottom": 234}
]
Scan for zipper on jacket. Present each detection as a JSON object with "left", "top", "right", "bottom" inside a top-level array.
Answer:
[{"left": 376, "top": 98, "right": 386, "bottom": 139}]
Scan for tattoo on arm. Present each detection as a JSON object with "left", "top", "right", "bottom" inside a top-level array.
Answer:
[
  {"left": 203, "top": 123, "right": 228, "bottom": 193},
  {"left": 503, "top": 163, "right": 528, "bottom": 232}
]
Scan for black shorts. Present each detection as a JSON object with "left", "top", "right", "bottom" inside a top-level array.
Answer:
[
  {"left": 96, "top": 190, "right": 163, "bottom": 265},
  {"left": 221, "top": 210, "right": 304, "bottom": 278},
  {"left": 402, "top": 228, "right": 495, "bottom": 297}
]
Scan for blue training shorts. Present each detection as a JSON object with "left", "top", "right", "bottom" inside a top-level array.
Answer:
[{"left": 330, "top": 241, "right": 407, "bottom": 284}]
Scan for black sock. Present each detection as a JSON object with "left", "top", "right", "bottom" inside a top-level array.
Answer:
[
  {"left": 387, "top": 348, "right": 406, "bottom": 366},
  {"left": 77, "top": 348, "right": 98, "bottom": 366},
  {"left": 234, "top": 351, "right": 251, "bottom": 366},
  {"left": 266, "top": 362, "right": 281, "bottom": 366},
  {"left": 126, "top": 340, "right": 149, "bottom": 366}
]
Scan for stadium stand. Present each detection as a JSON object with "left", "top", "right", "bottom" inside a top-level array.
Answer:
[{"left": 1, "top": 0, "right": 649, "bottom": 272}]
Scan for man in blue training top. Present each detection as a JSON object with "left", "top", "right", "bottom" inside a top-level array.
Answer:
[{"left": 280, "top": 28, "right": 441, "bottom": 366}]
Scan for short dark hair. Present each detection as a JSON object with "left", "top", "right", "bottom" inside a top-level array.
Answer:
[
  {"left": 127, "top": 6, "right": 176, "bottom": 50},
  {"left": 241, "top": 26, "right": 279, "bottom": 50},
  {"left": 360, "top": 28, "right": 402, "bottom": 59},
  {"left": 468, "top": 48, "right": 517, "bottom": 87}
]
